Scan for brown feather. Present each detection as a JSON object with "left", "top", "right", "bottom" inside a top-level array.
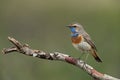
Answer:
[
  {"left": 91, "top": 50, "right": 102, "bottom": 62},
  {"left": 83, "top": 36, "right": 97, "bottom": 51}
]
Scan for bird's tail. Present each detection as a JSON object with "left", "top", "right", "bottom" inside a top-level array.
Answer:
[{"left": 91, "top": 50, "right": 102, "bottom": 62}]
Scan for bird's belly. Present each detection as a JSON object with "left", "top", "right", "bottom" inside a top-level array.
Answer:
[{"left": 72, "top": 42, "right": 91, "bottom": 52}]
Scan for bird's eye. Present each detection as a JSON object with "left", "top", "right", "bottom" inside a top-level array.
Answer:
[{"left": 73, "top": 26, "right": 76, "bottom": 28}]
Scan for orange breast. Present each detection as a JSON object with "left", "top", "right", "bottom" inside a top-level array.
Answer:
[{"left": 71, "top": 35, "right": 83, "bottom": 44}]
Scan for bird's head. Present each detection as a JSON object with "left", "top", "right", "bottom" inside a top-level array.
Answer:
[{"left": 66, "top": 23, "right": 83, "bottom": 33}]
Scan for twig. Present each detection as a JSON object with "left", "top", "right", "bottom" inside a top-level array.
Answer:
[{"left": 2, "top": 37, "right": 120, "bottom": 80}]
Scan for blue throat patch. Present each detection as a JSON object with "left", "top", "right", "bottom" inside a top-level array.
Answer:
[
  {"left": 70, "top": 27, "right": 78, "bottom": 37},
  {"left": 71, "top": 33, "right": 79, "bottom": 37},
  {"left": 70, "top": 27, "right": 76, "bottom": 33}
]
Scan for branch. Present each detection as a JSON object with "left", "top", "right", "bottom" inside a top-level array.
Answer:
[{"left": 2, "top": 37, "right": 119, "bottom": 80}]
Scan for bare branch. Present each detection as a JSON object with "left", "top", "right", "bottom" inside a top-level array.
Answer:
[{"left": 2, "top": 37, "right": 120, "bottom": 80}]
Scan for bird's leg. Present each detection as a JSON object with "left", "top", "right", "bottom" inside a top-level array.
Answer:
[
  {"left": 77, "top": 52, "right": 89, "bottom": 68},
  {"left": 84, "top": 53, "right": 89, "bottom": 62},
  {"left": 78, "top": 53, "right": 84, "bottom": 60},
  {"left": 82, "top": 53, "right": 90, "bottom": 68}
]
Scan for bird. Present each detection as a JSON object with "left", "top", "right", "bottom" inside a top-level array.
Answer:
[{"left": 66, "top": 23, "right": 102, "bottom": 62}]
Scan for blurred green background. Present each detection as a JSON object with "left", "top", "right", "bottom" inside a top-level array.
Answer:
[{"left": 0, "top": 0, "right": 120, "bottom": 80}]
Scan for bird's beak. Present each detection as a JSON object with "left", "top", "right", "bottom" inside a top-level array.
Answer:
[{"left": 66, "top": 25, "right": 71, "bottom": 28}]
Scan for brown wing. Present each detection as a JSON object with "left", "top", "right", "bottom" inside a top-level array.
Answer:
[
  {"left": 82, "top": 32, "right": 102, "bottom": 62},
  {"left": 82, "top": 33, "right": 97, "bottom": 51}
]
